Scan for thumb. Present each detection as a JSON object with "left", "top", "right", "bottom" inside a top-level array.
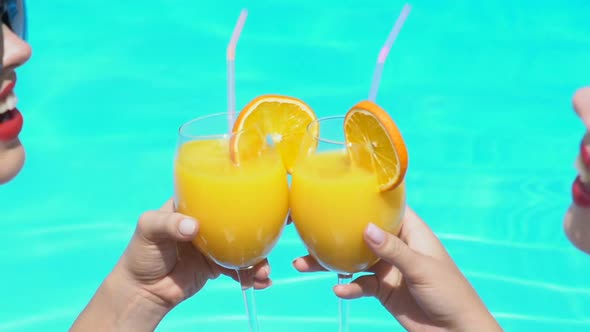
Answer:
[
  {"left": 364, "top": 223, "right": 424, "bottom": 280},
  {"left": 136, "top": 210, "right": 199, "bottom": 244}
]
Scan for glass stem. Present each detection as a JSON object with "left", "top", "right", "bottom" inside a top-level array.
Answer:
[
  {"left": 338, "top": 273, "right": 352, "bottom": 332},
  {"left": 237, "top": 268, "right": 259, "bottom": 332}
]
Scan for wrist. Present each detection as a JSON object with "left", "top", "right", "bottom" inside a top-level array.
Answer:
[
  {"left": 71, "top": 267, "right": 171, "bottom": 331},
  {"left": 105, "top": 268, "right": 172, "bottom": 329}
]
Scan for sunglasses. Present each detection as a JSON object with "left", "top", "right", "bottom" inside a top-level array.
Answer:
[{"left": 1, "top": 0, "right": 26, "bottom": 40}]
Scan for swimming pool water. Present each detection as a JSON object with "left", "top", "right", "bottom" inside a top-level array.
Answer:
[{"left": 1, "top": 0, "right": 590, "bottom": 331}]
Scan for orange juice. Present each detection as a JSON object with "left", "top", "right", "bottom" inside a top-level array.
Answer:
[
  {"left": 174, "top": 138, "right": 289, "bottom": 269},
  {"left": 290, "top": 150, "right": 405, "bottom": 274}
]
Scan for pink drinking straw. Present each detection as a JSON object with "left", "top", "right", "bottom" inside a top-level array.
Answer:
[
  {"left": 368, "top": 4, "right": 412, "bottom": 102},
  {"left": 227, "top": 9, "right": 248, "bottom": 132}
]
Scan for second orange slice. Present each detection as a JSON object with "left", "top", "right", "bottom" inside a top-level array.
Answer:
[
  {"left": 231, "top": 95, "right": 318, "bottom": 172},
  {"left": 344, "top": 100, "right": 408, "bottom": 191}
]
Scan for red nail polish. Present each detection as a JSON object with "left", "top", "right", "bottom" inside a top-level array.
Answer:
[{"left": 572, "top": 176, "right": 590, "bottom": 207}]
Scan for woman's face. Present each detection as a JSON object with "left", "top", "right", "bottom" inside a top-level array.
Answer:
[
  {"left": 565, "top": 88, "right": 590, "bottom": 254},
  {"left": 0, "top": 3, "right": 32, "bottom": 184}
]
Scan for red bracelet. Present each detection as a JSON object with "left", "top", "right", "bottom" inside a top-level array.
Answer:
[{"left": 572, "top": 176, "right": 590, "bottom": 207}]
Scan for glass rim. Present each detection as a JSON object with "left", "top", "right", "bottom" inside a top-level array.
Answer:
[
  {"left": 178, "top": 112, "right": 252, "bottom": 140},
  {"left": 306, "top": 115, "right": 347, "bottom": 146}
]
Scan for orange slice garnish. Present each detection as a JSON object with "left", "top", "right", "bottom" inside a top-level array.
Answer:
[
  {"left": 344, "top": 100, "right": 408, "bottom": 191},
  {"left": 231, "top": 95, "right": 318, "bottom": 172}
]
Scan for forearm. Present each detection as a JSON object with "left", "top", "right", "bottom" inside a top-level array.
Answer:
[
  {"left": 449, "top": 307, "right": 503, "bottom": 332},
  {"left": 448, "top": 270, "right": 503, "bottom": 332},
  {"left": 70, "top": 268, "right": 170, "bottom": 332}
]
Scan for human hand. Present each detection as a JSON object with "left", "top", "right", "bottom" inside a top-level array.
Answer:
[
  {"left": 71, "top": 199, "right": 272, "bottom": 331},
  {"left": 117, "top": 199, "right": 272, "bottom": 307},
  {"left": 294, "top": 207, "right": 501, "bottom": 332}
]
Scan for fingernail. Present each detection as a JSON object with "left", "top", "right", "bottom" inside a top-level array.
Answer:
[
  {"left": 365, "top": 223, "right": 386, "bottom": 245},
  {"left": 179, "top": 218, "right": 197, "bottom": 236}
]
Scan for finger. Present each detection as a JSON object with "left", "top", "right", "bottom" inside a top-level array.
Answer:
[
  {"left": 252, "top": 259, "right": 271, "bottom": 281},
  {"left": 366, "top": 259, "right": 398, "bottom": 275},
  {"left": 136, "top": 210, "right": 198, "bottom": 244},
  {"left": 401, "top": 207, "right": 438, "bottom": 241},
  {"left": 254, "top": 279, "right": 272, "bottom": 290},
  {"left": 364, "top": 223, "right": 425, "bottom": 280},
  {"left": 159, "top": 198, "right": 175, "bottom": 212},
  {"left": 292, "top": 255, "right": 327, "bottom": 273},
  {"left": 333, "top": 275, "right": 379, "bottom": 300},
  {"left": 218, "top": 270, "right": 272, "bottom": 289},
  {"left": 218, "top": 261, "right": 271, "bottom": 284},
  {"left": 219, "top": 268, "right": 240, "bottom": 283},
  {"left": 400, "top": 207, "right": 452, "bottom": 262},
  {"left": 223, "top": 268, "right": 272, "bottom": 289}
]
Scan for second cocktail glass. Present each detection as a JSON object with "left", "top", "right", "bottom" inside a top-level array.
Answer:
[{"left": 290, "top": 116, "right": 406, "bottom": 332}]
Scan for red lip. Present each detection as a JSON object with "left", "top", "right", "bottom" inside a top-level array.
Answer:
[
  {"left": 0, "top": 109, "right": 23, "bottom": 141},
  {"left": 0, "top": 81, "right": 15, "bottom": 100},
  {"left": 572, "top": 176, "right": 590, "bottom": 208}
]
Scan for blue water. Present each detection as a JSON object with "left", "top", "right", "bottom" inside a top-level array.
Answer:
[{"left": 2, "top": 0, "right": 590, "bottom": 331}]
